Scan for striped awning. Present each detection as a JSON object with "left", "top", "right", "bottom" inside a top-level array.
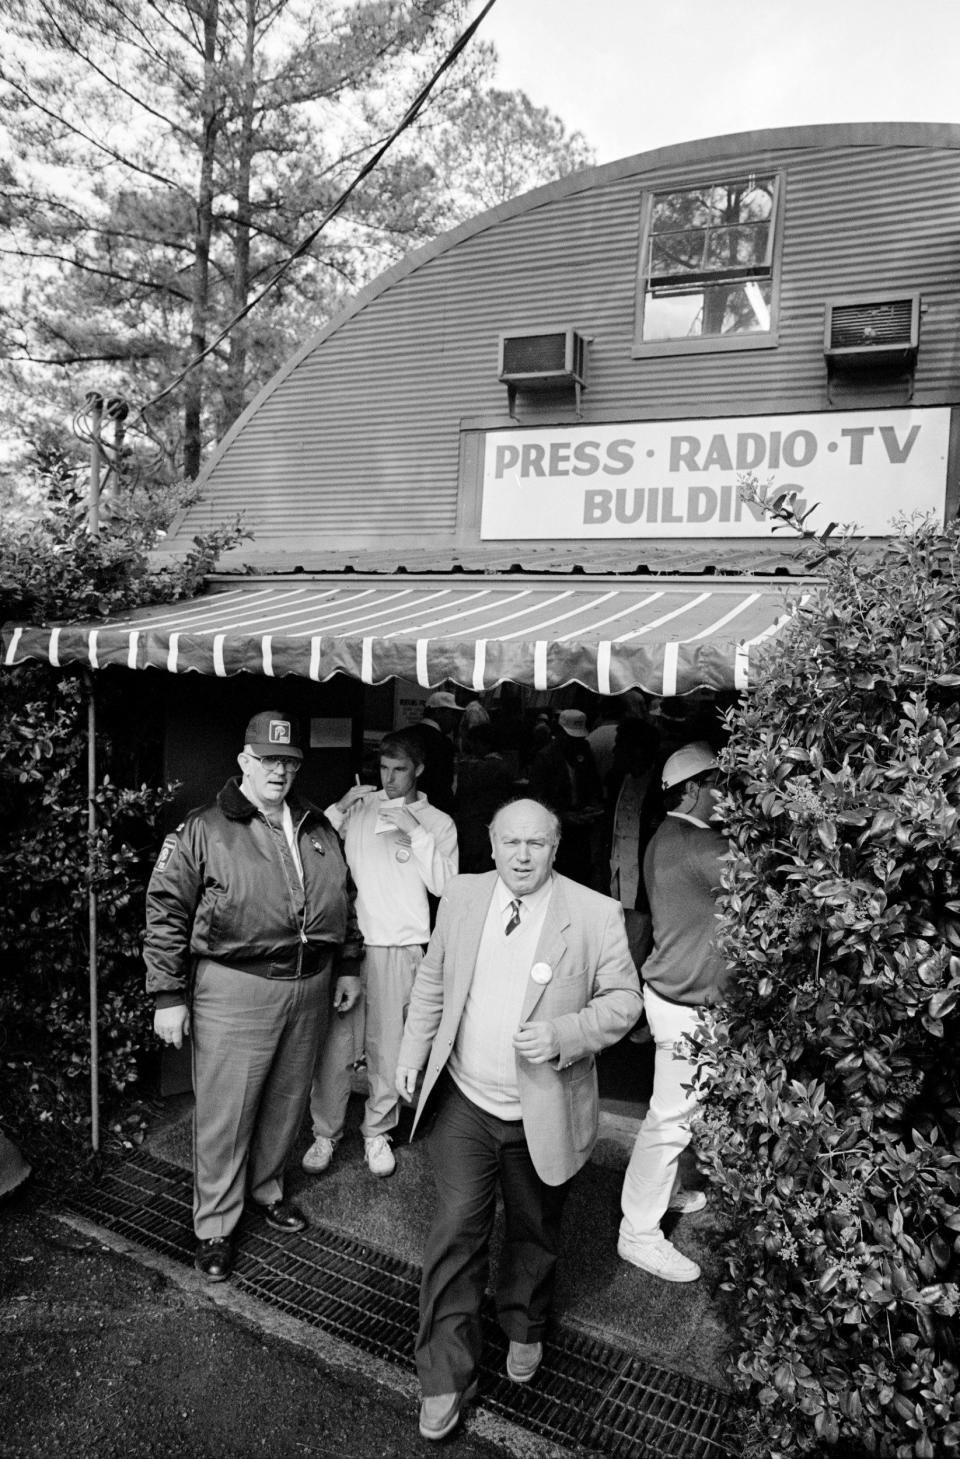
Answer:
[{"left": 1, "top": 574, "right": 815, "bottom": 696}]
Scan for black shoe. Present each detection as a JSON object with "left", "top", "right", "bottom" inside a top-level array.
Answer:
[
  {"left": 257, "top": 1199, "right": 307, "bottom": 1233},
  {"left": 195, "top": 1238, "right": 233, "bottom": 1281}
]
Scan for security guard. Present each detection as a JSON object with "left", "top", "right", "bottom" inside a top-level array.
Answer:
[{"left": 145, "top": 710, "right": 362, "bottom": 1281}]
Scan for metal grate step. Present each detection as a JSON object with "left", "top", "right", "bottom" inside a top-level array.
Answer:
[{"left": 62, "top": 1148, "right": 733, "bottom": 1458}]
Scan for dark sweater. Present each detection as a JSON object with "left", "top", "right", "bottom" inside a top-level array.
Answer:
[{"left": 641, "top": 814, "right": 728, "bottom": 1006}]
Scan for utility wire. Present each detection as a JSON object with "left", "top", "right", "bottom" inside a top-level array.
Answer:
[{"left": 138, "top": 0, "right": 499, "bottom": 422}]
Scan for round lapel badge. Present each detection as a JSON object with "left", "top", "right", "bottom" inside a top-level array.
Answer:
[{"left": 530, "top": 962, "right": 553, "bottom": 985}]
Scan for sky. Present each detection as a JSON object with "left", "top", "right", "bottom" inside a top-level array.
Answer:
[{"left": 477, "top": 0, "right": 960, "bottom": 165}]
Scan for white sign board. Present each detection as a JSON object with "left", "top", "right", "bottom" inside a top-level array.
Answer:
[
  {"left": 394, "top": 683, "right": 431, "bottom": 728},
  {"left": 480, "top": 409, "right": 950, "bottom": 539}
]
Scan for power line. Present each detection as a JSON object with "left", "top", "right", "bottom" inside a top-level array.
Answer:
[{"left": 138, "top": 0, "right": 499, "bottom": 423}]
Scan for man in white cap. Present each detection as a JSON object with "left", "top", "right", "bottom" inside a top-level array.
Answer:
[
  {"left": 617, "top": 740, "right": 728, "bottom": 1282},
  {"left": 145, "top": 710, "right": 363, "bottom": 1283}
]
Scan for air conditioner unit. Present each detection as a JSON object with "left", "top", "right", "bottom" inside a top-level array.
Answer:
[
  {"left": 824, "top": 293, "right": 920, "bottom": 367},
  {"left": 498, "top": 328, "right": 588, "bottom": 391}
]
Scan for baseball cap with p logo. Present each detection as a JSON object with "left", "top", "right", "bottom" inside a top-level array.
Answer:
[{"left": 244, "top": 710, "right": 304, "bottom": 761}]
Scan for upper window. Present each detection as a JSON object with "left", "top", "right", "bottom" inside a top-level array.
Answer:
[{"left": 635, "top": 173, "right": 781, "bottom": 354}]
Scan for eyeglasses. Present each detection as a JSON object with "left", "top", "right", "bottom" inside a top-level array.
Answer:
[{"left": 245, "top": 752, "right": 300, "bottom": 772}]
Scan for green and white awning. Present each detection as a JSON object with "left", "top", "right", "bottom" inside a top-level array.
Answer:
[{"left": 3, "top": 574, "right": 814, "bottom": 696}]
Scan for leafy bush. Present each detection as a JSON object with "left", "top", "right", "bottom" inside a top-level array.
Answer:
[
  {"left": 0, "top": 669, "right": 175, "bottom": 1158},
  {"left": 0, "top": 454, "right": 246, "bottom": 1164},
  {"left": 696, "top": 517, "right": 960, "bottom": 1457},
  {"left": 0, "top": 452, "right": 248, "bottom": 624}
]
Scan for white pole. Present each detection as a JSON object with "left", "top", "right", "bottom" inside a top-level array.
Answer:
[{"left": 86, "top": 395, "right": 103, "bottom": 1158}]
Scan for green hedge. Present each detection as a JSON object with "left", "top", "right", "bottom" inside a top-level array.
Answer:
[
  {"left": 0, "top": 669, "right": 175, "bottom": 1154},
  {"left": 696, "top": 519, "right": 960, "bottom": 1457},
  {"left": 0, "top": 458, "right": 245, "bottom": 1160}
]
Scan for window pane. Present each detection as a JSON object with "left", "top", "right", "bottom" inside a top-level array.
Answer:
[
  {"left": 651, "top": 178, "right": 773, "bottom": 231},
  {"left": 640, "top": 173, "right": 778, "bottom": 343},
  {"left": 642, "top": 279, "right": 773, "bottom": 342},
  {"left": 650, "top": 229, "right": 707, "bottom": 275},
  {"left": 703, "top": 221, "right": 771, "bottom": 272},
  {"left": 697, "top": 179, "right": 774, "bottom": 223},
  {"left": 652, "top": 221, "right": 770, "bottom": 278},
  {"left": 652, "top": 192, "right": 714, "bottom": 232},
  {"left": 735, "top": 183, "right": 775, "bottom": 222}
]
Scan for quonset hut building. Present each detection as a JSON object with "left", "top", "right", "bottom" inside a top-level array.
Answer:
[{"left": 4, "top": 121, "right": 960, "bottom": 813}]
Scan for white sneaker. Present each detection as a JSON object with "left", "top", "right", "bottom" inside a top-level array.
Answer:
[
  {"left": 364, "top": 1135, "right": 396, "bottom": 1177},
  {"left": 301, "top": 1136, "right": 336, "bottom": 1174},
  {"left": 667, "top": 1188, "right": 707, "bottom": 1215},
  {"left": 617, "top": 1232, "right": 701, "bottom": 1282}
]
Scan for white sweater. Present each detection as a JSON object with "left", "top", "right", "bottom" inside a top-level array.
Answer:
[{"left": 325, "top": 791, "right": 458, "bottom": 947}]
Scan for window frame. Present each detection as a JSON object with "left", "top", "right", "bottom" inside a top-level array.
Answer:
[{"left": 633, "top": 171, "right": 785, "bottom": 358}]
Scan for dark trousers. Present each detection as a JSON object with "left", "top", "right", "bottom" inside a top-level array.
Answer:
[{"left": 416, "top": 1079, "right": 571, "bottom": 1396}]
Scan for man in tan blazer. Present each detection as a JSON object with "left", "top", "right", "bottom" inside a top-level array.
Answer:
[{"left": 396, "top": 797, "right": 641, "bottom": 1441}]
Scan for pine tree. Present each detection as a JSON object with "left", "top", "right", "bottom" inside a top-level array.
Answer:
[{"left": 0, "top": 0, "right": 593, "bottom": 483}]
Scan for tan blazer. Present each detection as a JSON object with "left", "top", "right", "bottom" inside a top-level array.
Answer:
[{"left": 398, "top": 872, "right": 642, "bottom": 1186}]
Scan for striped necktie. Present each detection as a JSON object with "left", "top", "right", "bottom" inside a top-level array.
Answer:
[{"left": 505, "top": 899, "right": 522, "bottom": 935}]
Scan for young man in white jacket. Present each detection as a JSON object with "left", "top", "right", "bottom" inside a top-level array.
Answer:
[{"left": 303, "top": 729, "right": 458, "bottom": 1177}]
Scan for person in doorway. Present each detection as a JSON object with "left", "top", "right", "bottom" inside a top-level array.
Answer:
[
  {"left": 525, "top": 711, "right": 554, "bottom": 770},
  {"left": 304, "top": 730, "right": 458, "bottom": 1178},
  {"left": 529, "top": 708, "right": 604, "bottom": 888},
  {"left": 617, "top": 741, "right": 728, "bottom": 1283},
  {"left": 396, "top": 797, "right": 641, "bottom": 1441},
  {"left": 457, "top": 691, "right": 490, "bottom": 751},
  {"left": 488, "top": 687, "right": 526, "bottom": 781},
  {"left": 586, "top": 696, "right": 623, "bottom": 787},
  {"left": 608, "top": 718, "right": 662, "bottom": 907},
  {"left": 452, "top": 723, "right": 515, "bottom": 872},
  {"left": 588, "top": 692, "right": 649, "bottom": 788},
  {"left": 608, "top": 717, "right": 663, "bottom": 978},
  {"left": 145, "top": 710, "right": 363, "bottom": 1284},
  {"left": 408, "top": 691, "right": 463, "bottom": 815}
]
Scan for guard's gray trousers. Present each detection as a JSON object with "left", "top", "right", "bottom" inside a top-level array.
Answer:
[{"left": 191, "top": 955, "right": 331, "bottom": 1240}]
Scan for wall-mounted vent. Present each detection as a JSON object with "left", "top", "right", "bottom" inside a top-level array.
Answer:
[
  {"left": 824, "top": 294, "right": 920, "bottom": 367},
  {"left": 498, "top": 328, "right": 588, "bottom": 390}
]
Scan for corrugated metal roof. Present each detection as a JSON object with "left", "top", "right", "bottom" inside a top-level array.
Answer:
[
  {"left": 2, "top": 575, "right": 817, "bottom": 696},
  {"left": 162, "top": 123, "right": 960, "bottom": 572}
]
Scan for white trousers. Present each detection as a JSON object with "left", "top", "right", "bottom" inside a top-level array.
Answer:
[
  {"left": 619, "top": 985, "right": 706, "bottom": 1241},
  {"left": 309, "top": 944, "right": 422, "bottom": 1141}
]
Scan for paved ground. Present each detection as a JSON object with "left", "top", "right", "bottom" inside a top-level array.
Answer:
[
  {"left": 0, "top": 1045, "right": 734, "bottom": 1459},
  {"left": 152, "top": 1041, "right": 733, "bottom": 1392},
  {"left": 0, "top": 1182, "right": 566, "bottom": 1459}
]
